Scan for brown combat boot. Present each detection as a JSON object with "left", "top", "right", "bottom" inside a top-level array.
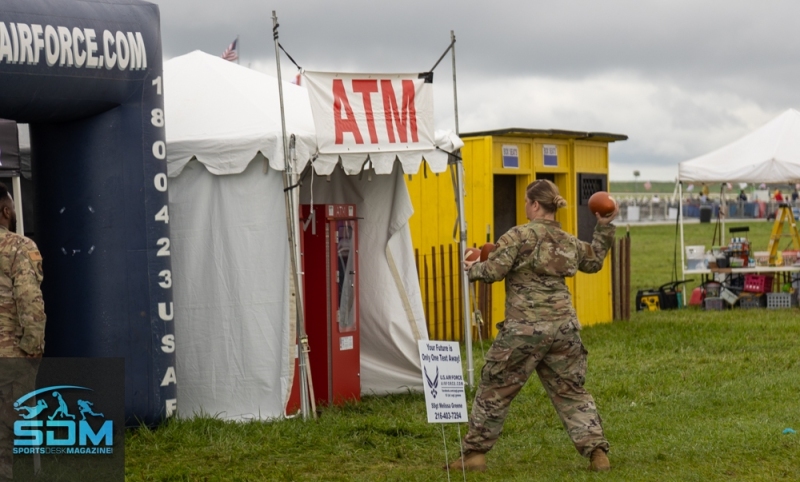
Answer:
[
  {"left": 589, "top": 448, "right": 611, "bottom": 471},
  {"left": 446, "top": 452, "right": 487, "bottom": 472}
]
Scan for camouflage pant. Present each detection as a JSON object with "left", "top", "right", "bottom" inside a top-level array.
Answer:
[
  {"left": 462, "top": 318, "right": 609, "bottom": 458},
  {"left": 0, "top": 358, "right": 40, "bottom": 481}
]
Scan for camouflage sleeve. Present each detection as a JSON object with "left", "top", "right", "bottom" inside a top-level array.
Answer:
[
  {"left": 577, "top": 223, "right": 616, "bottom": 274},
  {"left": 12, "top": 241, "right": 45, "bottom": 355},
  {"left": 467, "top": 229, "right": 521, "bottom": 283}
]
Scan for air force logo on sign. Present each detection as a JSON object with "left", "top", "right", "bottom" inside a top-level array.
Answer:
[
  {"left": 424, "top": 366, "right": 439, "bottom": 398},
  {"left": 13, "top": 385, "right": 114, "bottom": 455}
]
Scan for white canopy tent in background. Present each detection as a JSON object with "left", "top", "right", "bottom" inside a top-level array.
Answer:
[
  {"left": 679, "top": 109, "right": 800, "bottom": 183},
  {"left": 677, "top": 108, "right": 800, "bottom": 286},
  {"left": 164, "top": 51, "right": 463, "bottom": 420}
]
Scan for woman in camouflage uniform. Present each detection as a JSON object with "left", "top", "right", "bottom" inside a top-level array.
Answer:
[{"left": 449, "top": 179, "right": 618, "bottom": 473}]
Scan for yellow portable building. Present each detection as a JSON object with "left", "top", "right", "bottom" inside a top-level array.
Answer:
[{"left": 406, "top": 128, "right": 627, "bottom": 340}]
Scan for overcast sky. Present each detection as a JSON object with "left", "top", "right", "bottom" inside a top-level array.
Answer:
[{"left": 149, "top": 0, "right": 800, "bottom": 181}]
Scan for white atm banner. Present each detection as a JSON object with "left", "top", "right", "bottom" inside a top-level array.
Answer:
[{"left": 304, "top": 71, "right": 434, "bottom": 155}]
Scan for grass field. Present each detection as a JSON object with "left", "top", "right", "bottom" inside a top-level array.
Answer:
[{"left": 125, "top": 220, "right": 800, "bottom": 481}]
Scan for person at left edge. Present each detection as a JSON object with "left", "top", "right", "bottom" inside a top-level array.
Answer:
[
  {"left": 0, "top": 182, "right": 46, "bottom": 482},
  {"left": 0, "top": 183, "right": 45, "bottom": 358}
]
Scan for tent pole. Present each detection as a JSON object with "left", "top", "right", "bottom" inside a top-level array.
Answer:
[
  {"left": 455, "top": 162, "right": 473, "bottom": 387},
  {"left": 721, "top": 185, "right": 726, "bottom": 245},
  {"left": 11, "top": 175, "right": 23, "bottom": 235},
  {"left": 451, "top": 30, "right": 460, "bottom": 135},
  {"left": 679, "top": 182, "right": 686, "bottom": 305},
  {"left": 449, "top": 30, "right": 474, "bottom": 387},
  {"left": 273, "top": 11, "right": 313, "bottom": 420}
]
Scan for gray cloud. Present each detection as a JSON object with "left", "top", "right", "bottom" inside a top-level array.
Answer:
[{"left": 149, "top": 0, "right": 800, "bottom": 179}]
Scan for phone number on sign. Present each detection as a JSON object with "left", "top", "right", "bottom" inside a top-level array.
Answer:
[{"left": 434, "top": 412, "right": 463, "bottom": 421}]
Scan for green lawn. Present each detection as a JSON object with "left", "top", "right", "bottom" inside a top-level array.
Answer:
[{"left": 126, "top": 220, "right": 800, "bottom": 481}]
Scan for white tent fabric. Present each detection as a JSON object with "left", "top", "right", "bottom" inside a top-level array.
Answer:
[
  {"left": 679, "top": 109, "right": 800, "bottom": 183},
  {"left": 165, "top": 51, "right": 439, "bottom": 420},
  {"left": 169, "top": 155, "right": 293, "bottom": 420},
  {"left": 165, "top": 51, "right": 462, "bottom": 178}
]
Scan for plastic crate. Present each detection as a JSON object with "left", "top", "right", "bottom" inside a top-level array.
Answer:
[
  {"left": 729, "top": 274, "right": 745, "bottom": 289},
  {"left": 704, "top": 297, "right": 725, "bottom": 311},
  {"left": 705, "top": 282, "right": 721, "bottom": 298},
  {"left": 754, "top": 251, "right": 770, "bottom": 267},
  {"left": 767, "top": 292, "right": 793, "bottom": 309},
  {"left": 720, "top": 287, "right": 739, "bottom": 305},
  {"left": 743, "top": 274, "right": 773, "bottom": 293},
  {"left": 782, "top": 250, "right": 798, "bottom": 266},
  {"left": 739, "top": 293, "right": 766, "bottom": 309}
]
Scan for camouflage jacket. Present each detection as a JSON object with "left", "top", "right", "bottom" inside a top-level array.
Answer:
[
  {"left": 0, "top": 226, "right": 45, "bottom": 355},
  {"left": 468, "top": 219, "right": 615, "bottom": 324}
]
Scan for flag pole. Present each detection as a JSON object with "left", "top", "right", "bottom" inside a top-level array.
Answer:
[
  {"left": 272, "top": 10, "right": 314, "bottom": 420},
  {"left": 449, "top": 30, "right": 474, "bottom": 387}
]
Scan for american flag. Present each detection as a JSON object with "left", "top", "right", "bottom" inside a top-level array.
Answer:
[{"left": 222, "top": 38, "right": 238, "bottom": 62}]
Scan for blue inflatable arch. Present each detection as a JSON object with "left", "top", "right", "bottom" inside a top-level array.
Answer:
[{"left": 0, "top": 0, "right": 174, "bottom": 425}]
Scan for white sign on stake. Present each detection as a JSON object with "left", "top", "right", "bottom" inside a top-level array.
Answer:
[{"left": 418, "top": 340, "right": 469, "bottom": 424}]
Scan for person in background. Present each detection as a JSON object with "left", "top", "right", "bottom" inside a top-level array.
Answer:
[
  {"left": 0, "top": 183, "right": 45, "bottom": 482},
  {"left": 774, "top": 189, "right": 784, "bottom": 203},
  {"left": 448, "top": 179, "right": 618, "bottom": 473},
  {"left": 0, "top": 184, "right": 44, "bottom": 357},
  {"left": 792, "top": 188, "right": 799, "bottom": 205},
  {"left": 738, "top": 190, "right": 748, "bottom": 202}
]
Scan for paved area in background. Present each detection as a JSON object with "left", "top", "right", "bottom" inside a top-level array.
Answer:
[{"left": 623, "top": 218, "right": 768, "bottom": 227}]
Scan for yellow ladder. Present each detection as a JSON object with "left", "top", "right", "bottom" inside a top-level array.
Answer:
[{"left": 767, "top": 204, "right": 800, "bottom": 265}]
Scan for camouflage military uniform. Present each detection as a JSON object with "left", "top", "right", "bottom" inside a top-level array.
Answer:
[
  {"left": 0, "top": 225, "right": 45, "bottom": 357},
  {"left": 462, "top": 219, "right": 615, "bottom": 458},
  {"left": 0, "top": 226, "right": 45, "bottom": 481}
]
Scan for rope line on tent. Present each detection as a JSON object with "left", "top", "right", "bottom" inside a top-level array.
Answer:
[
  {"left": 436, "top": 145, "right": 462, "bottom": 161},
  {"left": 272, "top": 22, "right": 303, "bottom": 71},
  {"left": 279, "top": 43, "right": 302, "bottom": 71},
  {"left": 429, "top": 37, "right": 455, "bottom": 72},
  {"left": 283, "top": 154, "right": 317, "bottom": 192}
]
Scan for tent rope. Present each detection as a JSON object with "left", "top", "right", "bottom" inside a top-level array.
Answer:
[
  {"left": 272, "top": 22, "right": 303, "bottom": 70},
  {"left": 436, "top": 145, "right": 462, "bottom": 160},
  {"left": 429, "top": 38, "right": 455, "bottom": 72}
]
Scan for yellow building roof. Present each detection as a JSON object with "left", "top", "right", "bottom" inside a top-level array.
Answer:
[{"left": 460, "top": 127, "right": 628, "bottom": 143}]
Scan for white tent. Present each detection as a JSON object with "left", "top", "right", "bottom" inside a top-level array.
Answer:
[
  {"left": 677, "top": 108, "right": 800, "bottom": 288},
  {"left": 679, "top": 109, "right": 800, "bottom": 183},
  {"left": 164, "top": 51, "right": 462, "bottom": 420}
]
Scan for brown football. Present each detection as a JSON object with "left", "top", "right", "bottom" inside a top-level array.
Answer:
[
  {"left": 588, "top": 191, "right": 616, "bottom": 216},
  {"left": 465, "top": 247, "right": 480, "bottom": 262},
  {"left": 480, "top": 243, "right": 496, "bottom": 262}
]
